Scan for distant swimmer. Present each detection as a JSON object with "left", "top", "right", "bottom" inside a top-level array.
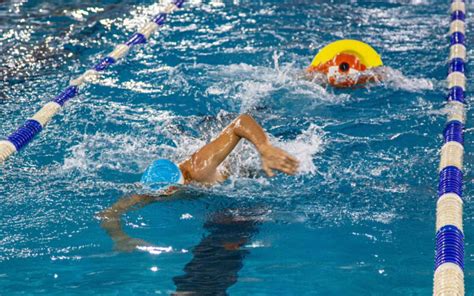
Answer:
[
  {"left": 99, "top": 114, "right": 299, "bottom": 251},
  {"left": 306, "top": 39, "right": 384, "bottom": 88}
]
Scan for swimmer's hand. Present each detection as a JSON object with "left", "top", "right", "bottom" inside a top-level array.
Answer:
[
  {"left": 114, "top": 237, "right": 155, "bottom": 253},
  {"left": 259, "top": 144, "right": 299, "bottom": 177}
]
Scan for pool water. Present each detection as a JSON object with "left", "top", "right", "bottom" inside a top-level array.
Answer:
[{"left": 1, "top": 0, "right": 473, "bottom": 295}]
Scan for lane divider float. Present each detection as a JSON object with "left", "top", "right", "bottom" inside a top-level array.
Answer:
[
  {"left": 433, "top": 1, "right": 467, "bottom": 295},
  {"left": 0, "top": 0, "right": 186, "bottom": 164}
]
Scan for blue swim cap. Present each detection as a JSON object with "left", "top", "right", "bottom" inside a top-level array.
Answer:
[{"left": 141, "top": 159, "right": 184, "bottom": 191}]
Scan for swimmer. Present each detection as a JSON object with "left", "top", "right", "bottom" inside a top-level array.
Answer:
[
  {"left": 99, "top": 114, "right": 299, "bottom": 251},
  {"left": 305, "top": 39, "right": 385, "bottom": 88}
]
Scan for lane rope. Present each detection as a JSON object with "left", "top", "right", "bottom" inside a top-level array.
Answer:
[
  {"left": 0, "top": 0, "right": 186, "bottom": 164},
  {"left": 433, "top": 1, "right": 467, "bottom": 295}
]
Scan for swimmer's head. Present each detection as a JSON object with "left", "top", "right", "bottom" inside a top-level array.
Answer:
[
  {"left": 307, "top": 39, "right": 383, "bottom": 88},
  {"left": 323, "top": 53, "right": 377, "bottom": 87},
  {"left": 141, "top": 159, "right": 184, "bottom": 191}
]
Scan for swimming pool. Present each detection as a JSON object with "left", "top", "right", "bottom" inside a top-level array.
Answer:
[{"left": 0, "top": 0, "right": 472, "bottom": 294}]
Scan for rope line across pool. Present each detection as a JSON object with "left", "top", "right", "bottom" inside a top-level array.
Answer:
[
  {"left": 433, "top": 0, "right": 467, "bottom": 295},
  {"left": 0, "top": 0, "right": 186, "bottom": 164}
]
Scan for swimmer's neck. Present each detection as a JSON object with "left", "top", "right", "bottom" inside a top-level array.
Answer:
[{"left": 178, "top": 161, "right": 227, "bottom": 186}]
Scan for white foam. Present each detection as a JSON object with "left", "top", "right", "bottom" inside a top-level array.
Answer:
[
  {"left": 376, "top": 66, "right": 434, "bottom": 92},
  {"left": 62, "top": 132, "right": 158, "bottom": 173},
  {"left": 204, "top": 53, "right": 352, "bottom": 112},
  {"left": 206, "top": 55, "right": 433, "bottom": 107},
  {"left": 277, "top": 124, "right": 325, "bottom": 175}
]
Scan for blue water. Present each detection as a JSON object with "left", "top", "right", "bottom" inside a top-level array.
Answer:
[{"left": 1, "top": 0, "right": 473, "bottom": 295}]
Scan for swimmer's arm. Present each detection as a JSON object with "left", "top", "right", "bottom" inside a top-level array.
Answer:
[
  {"left": 98, "top": 194, "right": 157, "bottom": 251},
  {"left": 183, "top": 114, "right": 299, "bottom": 179}
]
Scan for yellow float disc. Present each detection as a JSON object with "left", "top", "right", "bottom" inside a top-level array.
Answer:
[{"left": 310, "top": 39, "right": 383, "bottom": 68}]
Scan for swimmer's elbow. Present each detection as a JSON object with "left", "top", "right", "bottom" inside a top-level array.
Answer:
[
  {"left": 97, "top": 208, "right": 116, "bottom": 221},
  {"left": 232, "top": 114, "right": 256, "bottom": 129},
  {"left": 235, "top": 114, "right": 254, "bottom": 123},
  {"left": 98, "top": 201, "right": 129, "bottom": 220}
]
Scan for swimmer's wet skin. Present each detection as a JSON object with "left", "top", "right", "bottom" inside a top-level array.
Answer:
[
  {"left": 99, "top": 114, "right": 299, "bottom": 252},
  {"left": 306, "top": 39, "right": 384, "bottom": 88}
]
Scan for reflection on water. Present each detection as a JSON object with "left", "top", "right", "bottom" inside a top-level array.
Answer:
[{"left": 173, "top": 206, "right": 264, "bottom": 295}]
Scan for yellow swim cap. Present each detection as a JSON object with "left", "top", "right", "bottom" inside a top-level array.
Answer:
[{"left": 310, "top": 39, "right": 383, "bottom": 69}]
